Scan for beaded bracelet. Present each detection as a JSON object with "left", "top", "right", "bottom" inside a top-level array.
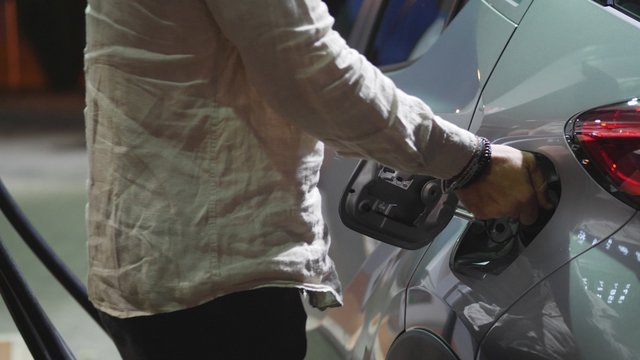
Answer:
[{"left": 441, "top": 136, "right": 492, "bottom": 193}]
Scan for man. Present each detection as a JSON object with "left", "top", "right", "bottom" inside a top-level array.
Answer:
[{"left": 84, "top": 0, "right": 551, "bottom": 358}]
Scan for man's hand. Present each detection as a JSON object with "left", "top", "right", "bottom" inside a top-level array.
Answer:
[{"left": 454, "top": 145, "right": 554, "bottom": 225}]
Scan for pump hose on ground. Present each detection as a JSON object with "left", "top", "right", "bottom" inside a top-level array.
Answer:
[{"left": 0, "top": 178, "right": 106, "bottom": 359}]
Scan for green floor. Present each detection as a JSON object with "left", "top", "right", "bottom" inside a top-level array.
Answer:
[{"left": 0, "top": 185, "right": 119, "bottom": 360}]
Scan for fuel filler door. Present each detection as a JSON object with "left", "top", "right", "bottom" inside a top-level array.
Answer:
[{"left": 339, "top": 160, "right": 457, "bottom": 250}]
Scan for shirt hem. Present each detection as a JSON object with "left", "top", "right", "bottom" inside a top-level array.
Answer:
[{"left": 91, "top": 281, "right": 343, "bottom": 319}]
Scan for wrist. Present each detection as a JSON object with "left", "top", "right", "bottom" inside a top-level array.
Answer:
[{"left": 442, "top": 136, "right": 492, "bottom": 193}]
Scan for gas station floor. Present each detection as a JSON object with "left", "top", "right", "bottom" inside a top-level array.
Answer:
[{"left": 0, "top": 131, "right": 119, "bottom": 360}]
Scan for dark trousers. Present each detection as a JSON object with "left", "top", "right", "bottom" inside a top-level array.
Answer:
[{"left": 98, "top": 287, "right": 308, "bottom": 360}]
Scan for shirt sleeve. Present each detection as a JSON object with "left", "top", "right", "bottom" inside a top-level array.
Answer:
[{"left": 204, "top": 0, "right": 478, "bottom": 179}]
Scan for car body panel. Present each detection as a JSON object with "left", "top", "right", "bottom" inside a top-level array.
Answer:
[
  {"left": 315, "top": 0, "right": 640, "bottom": 359},
  {"left": 406, "top": 0, "right": 640, "bottom": 355},
  {"left": 405, "top": 137, "right": 636, "bottom": 351},
  {"left": 479, "top": 211, "right": 640, "bottom": 360},
  {"left": 483, "top": 0, "right": 533, "bottom": 24},
  {"left": 318, "top": 243, "right": 428, "bottom": 359},
  {"left": 472, "top": 0, "right": 640, "bottom": 136},
  {"left": 387, "top": 0, "right": 517, "bottom": 129}
]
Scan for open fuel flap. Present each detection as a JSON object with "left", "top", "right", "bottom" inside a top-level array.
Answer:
[
  {"left": 340, "top": 154, "right": 561, "bottom": 273},
  {"left": 339, "top": 160, "right": 458, "bottom": 250}
]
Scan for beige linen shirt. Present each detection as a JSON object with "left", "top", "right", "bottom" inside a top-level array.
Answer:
[{"left": 84, "top": 0, "right": 478, "bottom": 318}]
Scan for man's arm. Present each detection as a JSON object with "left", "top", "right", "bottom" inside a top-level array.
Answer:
[
  {"left": 204, "top": 0, "right": 551, "bottom": 222},
  {"left": 204, "top": 0, "right": 476, "bottom": 179}
]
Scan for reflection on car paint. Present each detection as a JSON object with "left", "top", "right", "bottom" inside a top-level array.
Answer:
[
  {"left": 570, "top": 227, "right": 639, "bottom": 308},
  {"left": 481, "top": 219, "right": 640, "bottom": 360},
  {"left": 462, "top": 301, "right": 500, "bottom": 331},
  {"left": 481, "top": 280, "right": 580, "bottom": 360}
]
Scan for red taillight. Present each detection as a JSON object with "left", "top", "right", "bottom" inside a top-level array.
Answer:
[{"left": 568, "top": 98, "right": 640, "bottom": 208}]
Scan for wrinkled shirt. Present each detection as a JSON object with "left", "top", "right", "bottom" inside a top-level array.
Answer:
[{"left": 84, "top": 0, "right": 478, "bottom": 318}]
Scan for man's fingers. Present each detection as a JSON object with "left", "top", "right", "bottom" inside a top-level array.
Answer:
[
  {"left": 528, "top": 157, "right": 554, "bottom": 210},
  {"left": 457, "top": 149, "right": 557, "bottom": 224},
  {"left": 519, "top": 192, "right": 538, "bottom": 225}
]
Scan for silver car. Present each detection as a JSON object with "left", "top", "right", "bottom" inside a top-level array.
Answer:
[{"left": 312, "top": 0, "right": 640, "bottom": 359}]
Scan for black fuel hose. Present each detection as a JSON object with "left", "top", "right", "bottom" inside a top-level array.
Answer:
[
  {"left": 0, "top": 234, "right": 75, "bottom": 359},
  {"left": 0, "top": 179, "right": 104, "bottom": 329},
  {"left": 0, "top": 267, "right": 51, "bottom": 360}
]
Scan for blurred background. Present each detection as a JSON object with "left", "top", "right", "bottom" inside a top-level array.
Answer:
[
  {"left": 0, "top": 1, "right": 367, "bottom": 359},
  {"left": 0, "top": 0, "right": 115, "bottom": 359},
  {"left": 2, "top": 0, "right": 84, "bottom": 91}
]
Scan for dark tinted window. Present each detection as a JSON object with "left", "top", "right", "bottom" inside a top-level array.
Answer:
[
  {"left": 614, "top": 0, "right": 640, "bottom": 20},
  {"left": 366, "top": 0, "right": 468, "bottom": 67},
  {"left": 326, "top": 0, "right": 365, "bottom": 38}
]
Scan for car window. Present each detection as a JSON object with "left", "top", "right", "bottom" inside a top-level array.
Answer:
[
  {"left": 326, "top": 0, "right": 365, "bottom": 38},
  {"left": 614, "top": 0, "right": 640, "bottom": 20},
  {"left": 365, "top": 0, "right": 468, "bottom": 67}
]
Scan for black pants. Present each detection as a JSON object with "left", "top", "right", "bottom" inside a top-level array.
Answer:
[{"left": 98, "top": 287, "right": 308, "bottom": 360}]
